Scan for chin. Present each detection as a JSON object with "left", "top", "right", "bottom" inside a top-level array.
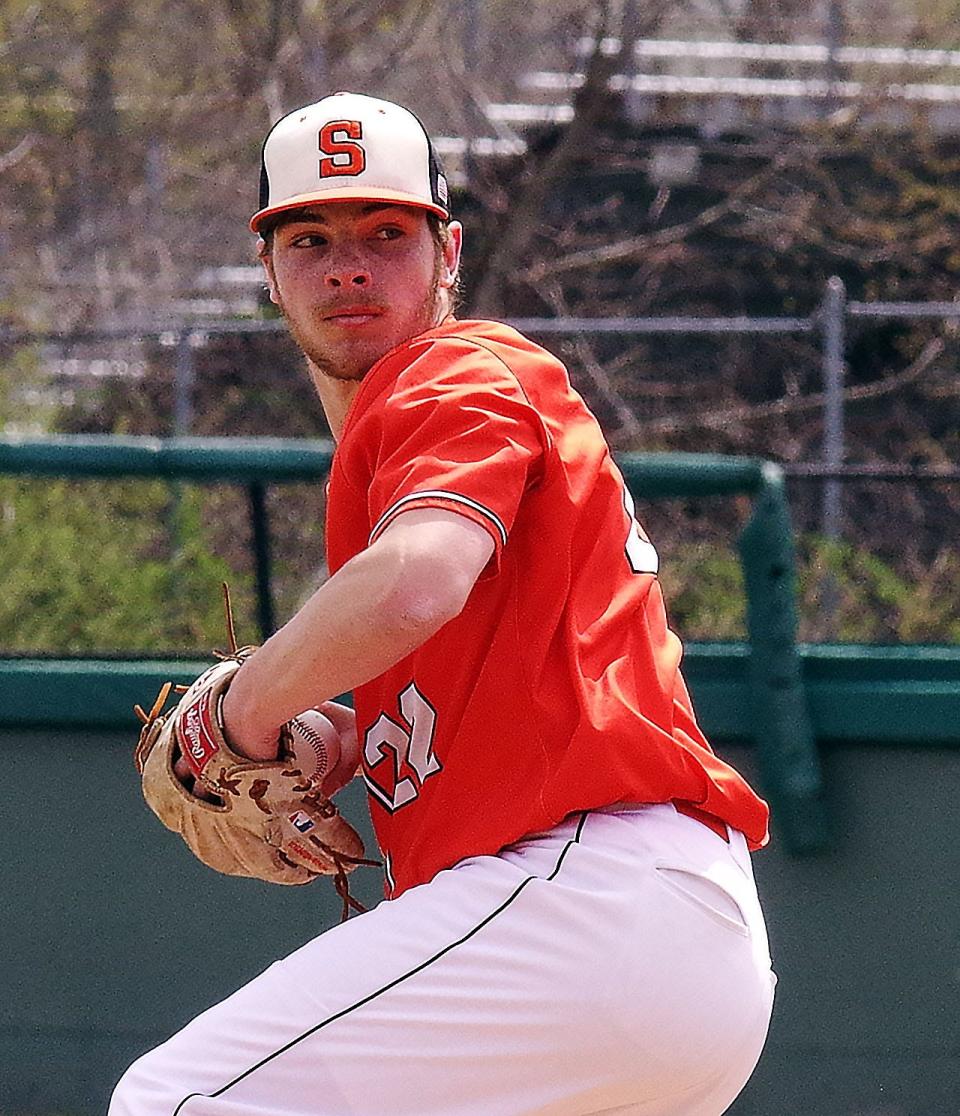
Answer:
[{"left": 308, "top": 347, "right": 384, "bottom": 383}]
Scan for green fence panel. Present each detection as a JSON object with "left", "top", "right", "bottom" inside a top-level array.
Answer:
[{"left": 0, "top": 433, "right": 336, "bottom": 480}]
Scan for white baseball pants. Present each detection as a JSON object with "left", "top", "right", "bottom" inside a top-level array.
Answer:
[{"left": 110, "top": 805, "right": 776, "bottom": 1115}]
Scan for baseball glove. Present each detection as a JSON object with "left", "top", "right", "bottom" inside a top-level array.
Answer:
[{"left": 133, "top": 588, "right": 377, "bottom": 919}]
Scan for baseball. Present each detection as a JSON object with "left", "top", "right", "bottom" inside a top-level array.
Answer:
[{"left": 285, "top": 709, "right": 341, "bottom": 784}]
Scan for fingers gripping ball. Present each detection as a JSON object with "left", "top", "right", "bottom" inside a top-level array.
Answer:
[{"left": 282, "top": 710, "right": 341, "bottom": 787}]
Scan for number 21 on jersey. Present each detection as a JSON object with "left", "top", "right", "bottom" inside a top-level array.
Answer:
[
  {"left": 363, "top": 682, "right": 442, "bottom": 813},
  {"left": 622, "top": 484, "right": 659, "bottom": 575}
]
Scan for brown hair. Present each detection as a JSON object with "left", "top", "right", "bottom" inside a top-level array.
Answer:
[{"left": 427, "top": 214, "right": 462, "bottom": 310}]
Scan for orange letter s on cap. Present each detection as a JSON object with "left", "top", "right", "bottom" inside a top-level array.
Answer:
[{"left": 319, "top": 120, "right": 366, "bottom": 177}]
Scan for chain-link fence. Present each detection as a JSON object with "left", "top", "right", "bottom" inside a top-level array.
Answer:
[{"left": 1, "top": 280, "right": 957, "bottom": 650}]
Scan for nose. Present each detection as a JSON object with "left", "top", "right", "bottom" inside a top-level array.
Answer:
[{"left": 324, "top": 260, "right": 371, "bottom": 289}]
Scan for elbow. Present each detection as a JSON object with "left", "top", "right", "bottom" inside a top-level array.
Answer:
[
  {"left": 367, "top": 510, "right": 493, "bottom": 646},
  {"left": 388, "top": 555, "right": 474, "bottom": 639},
  {"left": 400, "top": 568, "right": 472, "bottom": 633}
]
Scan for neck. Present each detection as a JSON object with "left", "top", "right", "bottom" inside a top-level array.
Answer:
[
  {"left": 309, "top": 364, "right": 362, "bottom": 442},
  {"left": 307, "top": 309, "right": 456, "bottom": 440}
]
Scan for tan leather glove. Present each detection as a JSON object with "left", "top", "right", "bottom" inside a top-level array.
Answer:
[{"left": 135, "top": 648, "right": 375, "bottom": 918}]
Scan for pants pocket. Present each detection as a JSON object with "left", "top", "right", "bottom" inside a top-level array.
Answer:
[{"left": 654, "top": 863, "right": 751, "bottom": 937}]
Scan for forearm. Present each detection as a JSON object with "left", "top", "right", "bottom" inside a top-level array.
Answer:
[
  {"left": 221, "top": 514, "right": 488, "bottom": 758},
  {"left": 223, "top": 552, "right": 441, "bottom": 758}
]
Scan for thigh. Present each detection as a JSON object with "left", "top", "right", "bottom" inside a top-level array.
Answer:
[{"left": 109, "top": 809, "right": 775, "bottom": 1116}]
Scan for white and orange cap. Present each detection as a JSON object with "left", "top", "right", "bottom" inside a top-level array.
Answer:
[{"left": 250, "top": 92, "right": 450, "bottom": 234}]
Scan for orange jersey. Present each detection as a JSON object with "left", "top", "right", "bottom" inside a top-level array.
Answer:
[{"left": 326, "top": 318, "right": 769, "bottom": 896}]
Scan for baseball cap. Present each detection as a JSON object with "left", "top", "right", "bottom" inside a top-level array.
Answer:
[{"left": 250, "top": 92, "right": 450, "bottom": 234}]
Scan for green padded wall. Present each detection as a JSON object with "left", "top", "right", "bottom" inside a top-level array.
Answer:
[{"left": 3, "top": 733, "right": 959, "bottom": 1114}]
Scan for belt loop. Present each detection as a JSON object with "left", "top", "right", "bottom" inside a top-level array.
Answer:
[{"left": 672, "top": 800, "right": 731, "bottom": 843}]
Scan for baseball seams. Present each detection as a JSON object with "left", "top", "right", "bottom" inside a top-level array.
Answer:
[{"left": 286, "top": 710, "right": 341, "bottom": 783}]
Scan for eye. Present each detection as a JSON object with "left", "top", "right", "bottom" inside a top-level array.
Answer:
[
  {"left": 289, "top": 232, "right": 328, "bottom": 249},
  {"left": 374, "top": 225, "right": 405, "bottom": 241}
]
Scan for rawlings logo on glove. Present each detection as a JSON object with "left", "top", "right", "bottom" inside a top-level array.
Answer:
[
  {"left": 133, "top": 587, "right": 378, "bottom": 920},
  {"left": 179, "top": 688, "right": 222, "bottom": 772}
]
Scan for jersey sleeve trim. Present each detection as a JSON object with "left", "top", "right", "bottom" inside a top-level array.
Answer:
[{"left": 369, "top": 490, "right": 509, "bottom": 548}]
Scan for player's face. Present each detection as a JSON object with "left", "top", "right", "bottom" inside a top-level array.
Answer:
[{"left": 262, "top": 202, "right": 461, "bottom": 383}]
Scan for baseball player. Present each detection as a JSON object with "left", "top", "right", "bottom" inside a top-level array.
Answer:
[{"left": 111, "top": 92, "right": 776, "bottom": 1115}]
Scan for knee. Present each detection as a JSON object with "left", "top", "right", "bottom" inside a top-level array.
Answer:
[
  {"left": 108, "top": 1055, "right": 146, "bottom": 1116},
  {"left": 109, "top": 1046, "right": 175, "bottom": 1116}
]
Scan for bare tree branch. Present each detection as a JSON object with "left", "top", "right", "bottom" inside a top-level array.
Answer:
[
  {"left": 0, "top": 135, "right": 36, "bottom": 174},
  {"left": 363, "top": 0, "right": 439, "bottom": 86},
  {"left": 470, "top": 1, "right": 653, "bottom": 316},
  {"left": 527, "top": 152, "right": 793, "bottom": 281},
  {"left": 541, "top": 279, "right": 643, "bottom": 445},
  {"left": 642, "top": 335, "right": 949, "bottom": 437}
]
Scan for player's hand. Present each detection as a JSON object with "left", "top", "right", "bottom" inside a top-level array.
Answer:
[
  {"left": 173, "top": 753, "right": 220, "bottom": 801},
  {"left": 170, "top": 698, "right": 357, "bottom": 801},
  {"left": 314, "top": 700, "right": 361, "bottom": 797},
  {"left": 219, "top": 672, "right": 284, "bottom": 763}
]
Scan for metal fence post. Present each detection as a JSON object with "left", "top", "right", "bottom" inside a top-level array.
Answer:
[
  {"left": 821, "top": 276, "right": 847, "bottom": 539},
  {"left": 248, "top": 480, "right": 276, "bottom": 638},
  {"left": 738, "top": 462, "right": 830, "bottom": 853},
  {"left": 169, "top": 331, "right": 197, "bottom": 581},
  {"left": 173, "top": 331, "right": 196, "bottom": 436}
]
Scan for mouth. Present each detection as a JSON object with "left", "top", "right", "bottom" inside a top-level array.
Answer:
[{"left": 321, "top": 305, "right": 384, "bottom": 325}]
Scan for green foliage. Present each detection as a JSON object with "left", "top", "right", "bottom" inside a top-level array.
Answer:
[
  {"left": 797, "top": 536, "right": 960, "bottom": 643},
  {"left": 0, "top": 345, "right": 52, "bottom": 431},
  {"left": 659, "top": 543, "right": 747, "bottom": 641},
  {"left": 1, "top": 477, "right": 957, "bottom": 653},
  {"left": 650, "top": 534, "right": 960, "bottom": 645},
  {"left": 0, "top": 477, "right": 254, "bottom": 654}
]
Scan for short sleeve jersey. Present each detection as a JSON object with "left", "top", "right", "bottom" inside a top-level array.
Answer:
[{"left": 326, "top": 318, "right": 769, "bottom": 897}]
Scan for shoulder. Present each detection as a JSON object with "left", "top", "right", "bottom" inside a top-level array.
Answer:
[
  {"left": 391, "top": 319, "right": 559, "bottom": 402},
  {"left": 338, "top": 319, "right": 561, "bottom": 452}
]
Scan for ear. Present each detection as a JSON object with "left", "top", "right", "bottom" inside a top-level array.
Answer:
[
  {"left": 257, "top": 239, "right": 281, "bottom": 306},
  {"left": 438, "top": 221, "right": 463, "bottom": 293}
]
